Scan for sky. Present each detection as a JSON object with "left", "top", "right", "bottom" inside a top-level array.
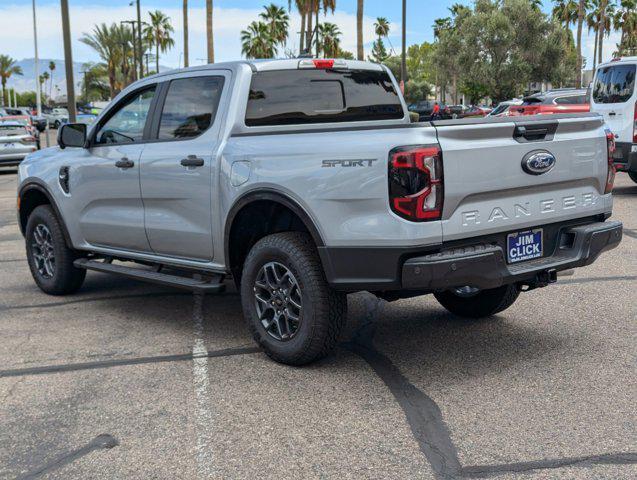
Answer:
[{"left": 0, "top": 0, "right": 623, "bottom": 90}]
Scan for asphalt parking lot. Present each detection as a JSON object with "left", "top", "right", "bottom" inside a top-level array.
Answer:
[{"left": 0, "top": 160, "right": 635, "bottom": 479}]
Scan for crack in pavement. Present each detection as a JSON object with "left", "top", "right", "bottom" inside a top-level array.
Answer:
[
  {"left": 344, "top": 293, "right": 637, "bottom": 479},
  {"left": 15, "top": 434, "right": 119, "bottom": 479},
  {"left": 0, "top": 346, "right": 260, "bottom": 378}
]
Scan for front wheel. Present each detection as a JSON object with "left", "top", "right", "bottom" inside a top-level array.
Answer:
[
  {"left": 26, "top": 205, "right": 86, "bottom": 295},
  {"left": 434, "top": 284, "right": 519, "bottom": 318},
  {"left": 629, "top": 171, "right": 637, "bottom": 184},
  {"left": 240, "top": 232, "right": 347, "bottom": 365}
]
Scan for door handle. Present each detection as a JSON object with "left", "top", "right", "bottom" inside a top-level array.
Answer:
[
  {"left": 180, "top": 155, "right": 204, "bottom": 167},
  {"left": 115, "top": 157, "right": 135, "bottom": 169},
  {"left": 608, "top": 112, "right": 616, "bottom": 116}
]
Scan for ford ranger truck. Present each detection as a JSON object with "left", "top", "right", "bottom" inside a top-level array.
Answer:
[{"left": 17, "top": 59, "right": 623, "bottom": 365}]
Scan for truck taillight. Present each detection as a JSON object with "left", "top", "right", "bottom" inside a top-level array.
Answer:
[
  {"left": 605, "top": 128, "right": 616, "bottom": 194},
  {"left": 388, "top": 145, "right": 443, "bottom": 221}
]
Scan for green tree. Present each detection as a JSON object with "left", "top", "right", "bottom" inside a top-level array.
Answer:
[
  {"left": 369, "top": 17, "right": 390, "bottom": 62},
  {"left": 260, "top": 3, "right": 290, "bottom": 52},
  {"left": 80, "top": 62, "right": 110, "bottom": 102},
  {"left": 144, "top": 10, "right": 175, "bottom": 73},
  {"left": 614, "top": 0, "right": 637, "bottom": 56},
  {"left": 39, "top": 71, "right": 50, "bottom": 103},
  {"left": 80, "top": 23, "right": 136, "bottom": 97},
  {"left": 241, "top": 21, "right": 276, "bottom": 58},
  {"left": 0, "top": 55, "right": 22, "bottom": 106},
  {"left": 318, "top": 22, "right": 342, "bottom": 57},
  {"left": 48, "top": 61, "right": 56, "bottom": 102},
  {"left": 552, "top": 0, "right": 579, "bottom": 27}
]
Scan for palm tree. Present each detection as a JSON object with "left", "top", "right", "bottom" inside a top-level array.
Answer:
[
  {"left": 597, "top": 0, "right": 616, "bottom": 63},
  {"left": 370, "top": 17, "right": 390, "bottom": 62},
  {"left": 80, "top": 23, "right": 136, "bottom": 97},
  {"left": 241, "top": 21, "right": 276, "bottom": 59},
  {"left": 356, "top": 0, "right": 364, "bottom": 60},
  {"left": 206, "top": 0, "right": 214, "bottom": 63},
  {"left": 183, "top": 0, "right": 189, "bottom": 67},
  {"left": 374, "top": 17, "right": 390, "bottom": 40},
  {"left": 0, "top": 55, "right": 22, "bottom": 107},
  {"left": 552, "top": 0, "right": 579, "bottom": 27},
  {"left": 290, "top": 0, "right": 311, "bottom": 53},
  {"left": 260, "top": 3, "right": 290, "bottom": 50},
  {"left": 39, "top": 72, "right": 50, "bottom": 102},
  {"left": 318, "top": 22, "right": 342, "bottom": 57},
  {"left": 433, "top": 17, "right": 452, "bottom": 39},
  {"left": 144, "top": 10, "right": 175, "bottom": 73},
  {"left": 614, "top": 0, "right": 637, "bottom": 55},
  {"left": 48, "top": 61, "right": 56, "bottom": 103},
  {"left": 574, "top": 0, "right": 591, "bottom": 88}
]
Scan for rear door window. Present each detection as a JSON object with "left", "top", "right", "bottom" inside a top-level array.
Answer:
[
  {"left": 593, "top": 64, "right": 636, "bottom": 103},
  {"left": 157, "top": 76, "right": 225, "bottom": 140},
  {"left": 245, "top": 69, "right": 403, "bottom": 126}
]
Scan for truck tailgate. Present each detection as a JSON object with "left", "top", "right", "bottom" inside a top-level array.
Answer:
[{"left": 433, "top": 114, "right": 612, "bottom": 241}]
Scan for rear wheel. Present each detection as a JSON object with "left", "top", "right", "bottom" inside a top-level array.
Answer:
[
  {"left": 628, "top": 171, "right": 637, "bottom": 184},
  {"left": 434, "top": 284, "right": 519, "bottom": 318},
  {"left": 240, "top": 232, "right": 347, "bottom": 365},
  {"left": 26, "top": 205, "right": 85, "bottom": 295}
]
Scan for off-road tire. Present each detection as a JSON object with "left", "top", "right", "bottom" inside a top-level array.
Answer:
[
  {"left": 628, "top": 171, "right": 637, "bottom": 184},
  {"left": 26, "top": 205, "right": 86, "bottom": 295},
  {"left": 240, "top": 232, "right": 347, "bottom": 366},
  {"left": 434, "top": 284, "right": 519, "bottom": 318}
]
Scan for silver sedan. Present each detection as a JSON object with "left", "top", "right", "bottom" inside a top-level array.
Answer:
[{"left": 0, "top": 121, "right": 38, "bottom": 167}]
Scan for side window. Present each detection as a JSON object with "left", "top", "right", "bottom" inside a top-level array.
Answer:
[
  {"left": 554, "top": 96, "right": 573, "bottom": 105},
  {"left": 157, "top": 76, "right": 225, "bottom": 140},
  {"left": 94, "top": 87, "right": 156, "bottom": 145}
]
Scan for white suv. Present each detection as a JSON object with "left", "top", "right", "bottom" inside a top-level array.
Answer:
[{"left": 591, "top": 56, "right": 637, "bottom": 182}]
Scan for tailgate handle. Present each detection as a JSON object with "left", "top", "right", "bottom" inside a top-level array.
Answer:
[{"left": 513, "top": 124, "right": 556, "bottom": 143}]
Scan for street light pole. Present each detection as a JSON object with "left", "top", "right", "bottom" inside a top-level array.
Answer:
[
  {"left": 60, "top": 0, "right": 76, "bottom": 122},
  {"left": 401, "top": 0, "right": 407, "bottom": 93},
  {"left": 32, "top": 0, "right": 41, "bottom": 116}
]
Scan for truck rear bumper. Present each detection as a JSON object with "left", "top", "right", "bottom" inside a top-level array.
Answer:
[
  {"left": 319, "top": 219, "right": 622, "bottom": 292},
  {"left": 402, "top": 221, "right": 622, "bottom": 291}
]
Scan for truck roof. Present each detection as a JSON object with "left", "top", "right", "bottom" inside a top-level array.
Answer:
[{"left": 143, "top": 58, "right": 386, "bottom": 81}]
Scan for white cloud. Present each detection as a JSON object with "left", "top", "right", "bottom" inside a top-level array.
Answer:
[{"left": 0, "top": 2, "right": 382, "bottom": 69}]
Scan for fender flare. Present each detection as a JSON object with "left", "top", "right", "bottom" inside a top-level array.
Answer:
[
  {"left": 224, "top": 189, "right": 325, "bottom": 269},
  {"left": 18, "top": 180, "right": 74, "bottom": 249}
]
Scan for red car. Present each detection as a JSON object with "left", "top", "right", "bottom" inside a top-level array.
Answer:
[{"left": 510, "top": 89, "right": 590, "bottom": 116}]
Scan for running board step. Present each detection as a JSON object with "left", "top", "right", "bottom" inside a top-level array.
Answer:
[{"left": 73, "top": 258, "right": 226, "bottom": 293}]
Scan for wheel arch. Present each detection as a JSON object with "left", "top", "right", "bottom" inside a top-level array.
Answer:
[
  {"left": 18, "top": 181, "right": 73, "bottom": 249},
  {"left": 224, "top": 189, "right": 325, "bottom": 285}
]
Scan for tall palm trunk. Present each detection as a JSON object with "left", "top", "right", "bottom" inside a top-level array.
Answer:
[
  {"left": 156, "top": 40, "right": 160, "bottom": 73},
  {"left": 306, "top": 1, "right": 314, "bottom": 54},
  {"left": 183, "top": 0, "right": 189, "bottom": 67},
  {"left": 593, "top": 28, "right": 599, "bottom": 68},
  {"left": 206, "top": 0, "right": 214, "bottom": 63},
  {"left": 356, "top": 0, "right": 364, "bottom": 60},
  {"left": 598, "top": 0, "right": 607, "bottom": 64},
  {"left": 299, "top": 11, "right": 306, "bottom": 53},
  {"left": 1, "top": 79, "right": 6, "bottom": 106},
  {"left": 576, "top": 0, "right": 584, "bottom": 87}
]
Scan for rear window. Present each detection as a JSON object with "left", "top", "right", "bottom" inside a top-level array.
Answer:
[
  {"left": 554, "top": 94, "right": 588, "bottom": 104},
  {"left": 593, "top": 64, "right": 636, "bottom": 104},
  {"left": 245, "top": 69, "right": 403, "bottom": 126}
]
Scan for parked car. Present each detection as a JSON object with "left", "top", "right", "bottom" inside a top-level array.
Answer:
[
  {"left": 0, "top": 121, "right": 38, "bottom": 166},
  {"left": 408, "top": 101, "right": 452, "bottom": 120},
  {"left": 510, "top": 89, "right": 590, "bottom": 116},
  {"left": 458, "top": 105, "right": 492, "bottom": 118},
  {"left": 43, "top": 108, "right": 69, "bottom": 129},
  {"left": 17, "top": 58, "right": 621, "bottom": 365},
  {"left": 487, "top": 100, "right": 523, "bottom": 117},
  {"left": 590, "top": 56, "right": 637, "bottom": 183},
  {"left": 0, "top": 115, "right": 40, "bottom": 149},
  {"left": 4, "top": 107, "right": 47, "bottom": 132},
  {"left": 446, "top": 104, "right": 468, "bottom": 119},
  {"left": 60, "top": 113, "right": 98, "bottom": 127}
]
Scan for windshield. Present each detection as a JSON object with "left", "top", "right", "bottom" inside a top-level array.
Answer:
[{"left": 593, "top": 64, "right": 636, "bottom": 104}]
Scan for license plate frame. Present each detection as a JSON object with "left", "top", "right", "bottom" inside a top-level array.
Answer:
[{"left": 506, "top": 228, "right": 543, "bottom": 264}]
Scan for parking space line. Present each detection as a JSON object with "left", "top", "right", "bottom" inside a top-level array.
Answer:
[
  {"left": 16, "top": 434, "right": 118, "bottom": 480},
  {"left": 191, "top": 292, "right": 218, "bottom": 479},
  {"left": 0, "top": 346, "right": 259, "bottom": 378}
]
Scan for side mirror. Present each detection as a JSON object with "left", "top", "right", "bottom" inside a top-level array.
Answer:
[{"left": 57, "top": 123, "right": 87, "bottom": 149}]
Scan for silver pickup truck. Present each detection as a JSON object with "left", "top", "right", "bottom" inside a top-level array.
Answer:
[{"left": 17, "top": 59, "right": 622, "bottom": 365}]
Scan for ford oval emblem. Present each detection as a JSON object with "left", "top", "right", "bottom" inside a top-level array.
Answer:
[{"left": 522, "top": 150, "right": 556, "bottom": 175}]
